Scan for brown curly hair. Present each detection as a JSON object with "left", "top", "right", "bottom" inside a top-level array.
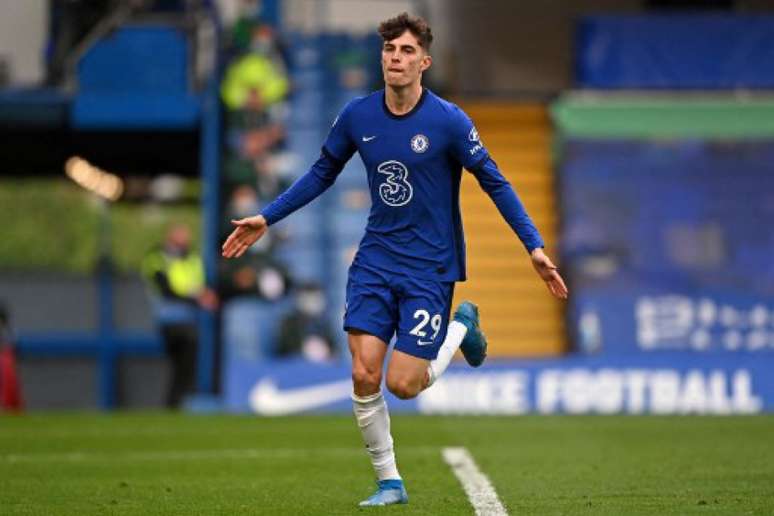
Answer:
[{"left": 378, "top": 12, "right": 433, "bottom": 51}]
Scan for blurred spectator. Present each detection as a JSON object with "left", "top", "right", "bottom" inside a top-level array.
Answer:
[
  {"left": 253, "top": 155, "right": 291, "bottom": 204},
  {"left": 220, "top": 254, "right": 291, "bottom": 301},
  {"left": 241, "top": 122, "right": 286, "bottom": 159},
  {"left": 222, "top": 183, "right": 286, "bottom": 245},
  {"left": 223, "top": 184, "right": 260, "bottom": 237},
  {"left": 218, "top": 252, "right": 292, "bottom": 302},
  {"left": 227, "top": 0, "right": 289, "bottom": 69},
  {"left": 0, "top": 303, "right": 23, "bottom": 412},
  {"left": 276, "top": 283, "right": 337, "bottom": 362},
  {"left": 141, "top": 223, "right": 217, "bottom": 408},
  {"left": 220, "top": 21, "right": 289, "bottom": 111}
]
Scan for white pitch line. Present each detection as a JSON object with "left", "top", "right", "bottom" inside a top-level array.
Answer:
[
  {"left": 1, "top": 445, "right": 442, "bottom": 464},
  {"left": 442, "top": 447, "right": 508, "bottom": 516}
]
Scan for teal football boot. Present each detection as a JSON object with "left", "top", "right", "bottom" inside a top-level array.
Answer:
[
  {"left": 454, "top": 301, "right": 487, "bottom": 367},
  {"left": 359, "top": 479, "right": 409, "bottom": 507}
]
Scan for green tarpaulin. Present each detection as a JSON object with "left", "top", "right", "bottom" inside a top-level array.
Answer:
[{"left": 551, "top": 94, "right": 774, "bottom": 138}]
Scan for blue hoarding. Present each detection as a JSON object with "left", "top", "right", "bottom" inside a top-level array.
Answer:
[{"left": 224, "top": 355, "right": 774, "bottom": 415}]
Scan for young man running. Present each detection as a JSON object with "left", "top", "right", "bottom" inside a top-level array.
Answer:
[{"left": 222, "top": 12, "right": 568, "bottom": 507}]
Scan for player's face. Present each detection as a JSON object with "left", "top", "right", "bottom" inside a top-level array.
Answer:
[{"left": 381, "top": 31, "right": 431, "bottom": 88}]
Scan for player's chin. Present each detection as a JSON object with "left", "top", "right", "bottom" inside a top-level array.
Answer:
[{"left": 384, "top": 73, "right": 409, "bottom": 87}]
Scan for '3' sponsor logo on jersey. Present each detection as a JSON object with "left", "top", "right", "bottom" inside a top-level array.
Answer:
[{"left": 376, "top": 160, "right": 413, "bottom": 207}]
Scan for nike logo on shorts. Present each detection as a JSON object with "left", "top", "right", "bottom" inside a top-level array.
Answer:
[{"left": 362, "top": 135, "right": 377, "bottom": 142}]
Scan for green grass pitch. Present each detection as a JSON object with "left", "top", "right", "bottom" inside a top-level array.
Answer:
[{"left": 1, "top": 414, "right": 773, "bottom": 515}]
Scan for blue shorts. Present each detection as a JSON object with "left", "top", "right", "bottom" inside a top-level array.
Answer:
[{"left": 343, "top": 263, "right": 455, "bottom": 360}]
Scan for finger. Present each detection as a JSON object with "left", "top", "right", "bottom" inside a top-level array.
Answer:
[
  {"left": 222, "top": 237, "right": 235, "bottom": 254},
  {"left": 223, "top": 231, "right": 247, "bottom": 258},
  {"left": 549, "top": 278, "right": 568, "bottom": 299},
  {"left": 222, "top": 236, "right": 240, "bottom": 256},
  {"left": 234, "top": 242, "right": 249, "bottom": 258},
  {"left": 546, "top": 281, "right": 561, "bottom": 299},
  {"left": 550, "top": 271, "right": 569, "bottom": 296},
  {"left": 222, "top": 227, "right": 242, "bottom": 250},
  {"left": 231, "top": 218, "right": 250, "bottom": 227}
]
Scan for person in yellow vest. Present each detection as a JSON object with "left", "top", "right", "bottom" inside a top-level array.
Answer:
[
  {"left": 142, "top": 223, "right": 217, "bottom": 408},
  {"left": 220, "top": 46, "right": 289, "bottom": 112}
]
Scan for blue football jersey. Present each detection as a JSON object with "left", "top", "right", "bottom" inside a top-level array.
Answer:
[
  {"left": 260, "top": 88, "right": 543, "bottom": 282},
  {"left": 324, "top": 89, "right": 491, "bottom": 282}
]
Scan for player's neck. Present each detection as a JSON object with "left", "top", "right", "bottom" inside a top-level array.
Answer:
[{"left": 384, "top": 82, "right": 423, "bottom": 116}]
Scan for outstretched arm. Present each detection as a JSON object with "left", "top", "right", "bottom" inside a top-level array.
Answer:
[
  {"left": 469, "top": 156, "right": 568, "bottom": 299},
  {"left": 222, "top": 150, "right": 346, "bottom": 259}
]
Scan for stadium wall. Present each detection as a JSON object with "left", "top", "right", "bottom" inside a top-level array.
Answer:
[{"left": 2, "top": 274, "right": 170, "bottom": 409}]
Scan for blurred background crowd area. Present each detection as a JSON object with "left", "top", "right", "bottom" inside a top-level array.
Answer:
[{"left": 1, "top": 0, "right": 773, "bottom": 410}]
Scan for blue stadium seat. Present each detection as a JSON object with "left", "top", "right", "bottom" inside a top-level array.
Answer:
[
  {"left": 72, "top": 25, "right": 199, "bottom": 129},
  {"left": 222, "top": 298, "right": 294, "bottom": 361}
]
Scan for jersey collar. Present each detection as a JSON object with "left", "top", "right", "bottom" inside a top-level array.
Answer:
[{"left": 382, "top": 88, "right": 428, "bottom": 120}]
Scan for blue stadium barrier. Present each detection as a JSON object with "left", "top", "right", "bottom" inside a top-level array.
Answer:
[{"left": 72, "top": 93, "right": 200, "bottom": 129}]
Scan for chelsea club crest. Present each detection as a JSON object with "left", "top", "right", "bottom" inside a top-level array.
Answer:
[{"left": 410, "top": 134, "right": 429, "bottom": 153}]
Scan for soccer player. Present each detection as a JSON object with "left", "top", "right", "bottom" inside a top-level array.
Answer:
[{"left": 222, "top": 12, "right": 568, "bottom": 507}]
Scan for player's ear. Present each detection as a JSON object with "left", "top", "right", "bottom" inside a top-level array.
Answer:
[{"left": 420, "top": 53, "right": 432, "bottom": 72}]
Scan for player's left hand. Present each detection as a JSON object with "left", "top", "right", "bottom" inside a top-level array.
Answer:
[{"left": 530, "top": 248, "right": 568, "bottom": 299}]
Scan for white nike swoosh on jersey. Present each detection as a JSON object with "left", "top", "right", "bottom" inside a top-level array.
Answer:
[
  {"left": 362, "top": 135, "right": 377, "bottom": 142},
  {"left": 248, "top": 378, "right": 352, "bottom": 415}
]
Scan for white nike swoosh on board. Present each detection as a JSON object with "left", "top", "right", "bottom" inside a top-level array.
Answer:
[
  {"left": 248, "top": 378, "right": 352, "bottom": 415},
  {"left": 362, "top": 135, "right": 377, "bottom": 142}
]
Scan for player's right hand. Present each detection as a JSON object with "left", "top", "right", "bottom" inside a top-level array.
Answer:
[{"left": 221, "top": 215, "right": 268, "bottom": 258}]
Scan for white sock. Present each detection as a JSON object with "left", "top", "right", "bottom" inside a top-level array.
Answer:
[
  {"left": 426, "top": 321, "right": 468, "bottom": 387},
  {"left": 352, "top": 391, "right": 401, "bottom": 481}
]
